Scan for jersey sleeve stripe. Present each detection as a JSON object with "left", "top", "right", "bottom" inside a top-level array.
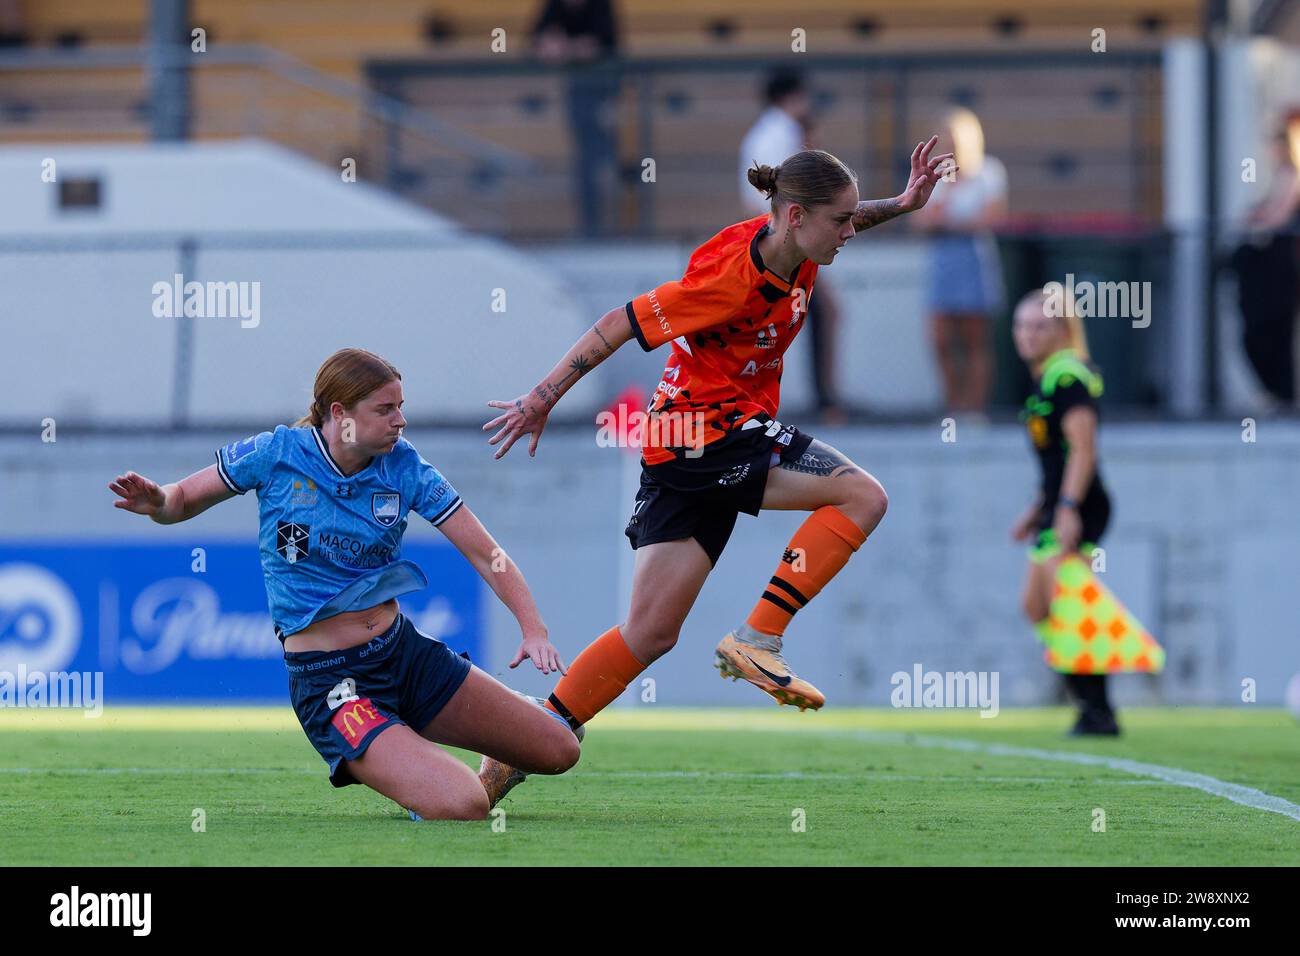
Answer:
[
  {"left": 429, "top": 496, "right": 464, "bottom": 527},
  {"left": 625, "top": 301, "right": 653, "bottom": 352},
  {"left": 214, "top": 451, "right": 247, "bottom": 494}
]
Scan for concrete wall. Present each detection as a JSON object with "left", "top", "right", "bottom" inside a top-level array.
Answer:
[{"left": 4, "top": 421, "right": 1296, "bottom": 707}]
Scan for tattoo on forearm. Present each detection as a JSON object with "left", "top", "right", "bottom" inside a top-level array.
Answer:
[
  {"left": 557, "top": 354, "right": 592, "bottom": 387},
  {"left": 852, "top": 198, "right": 904, "bottom": 231},
  {"left": 532, "top": 336, "right": 607, "bottom": 416},
  {"left": 592, "top": 325, "right": 614, "bottom": 355},
  {"left": 530, "top": 385, "right": 556, "bottom": 410},
  {"left": 778, "top": 440, "right": 864, "bottom": 478}
]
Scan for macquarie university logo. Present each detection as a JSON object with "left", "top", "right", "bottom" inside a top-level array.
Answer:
[
  {"left": 371, "top": 492, "right": 400, "bottom": 527},
  {"left": 276, "top": 522, "right": 310, "bottom": 564}
]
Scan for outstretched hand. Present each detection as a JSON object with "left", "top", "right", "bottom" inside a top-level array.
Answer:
[
  {"left": 483, "top": 395, "right": 549, "bottom": 460},
  {"left": 509, "top": 633, "right": 567, "bottom": 676},
  {"left": 897, "top": 135, "right": 957, "bottom": 213},
  {"left": 109, "top": 471, "right": 167, "bottom": 516}
]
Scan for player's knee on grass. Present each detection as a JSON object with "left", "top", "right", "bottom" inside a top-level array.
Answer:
[
  {"left": 411, "top": 785, "right": 490, "bottom": 822},
  {"left": 521, "top": 721, "right": 581, "bottom": 775}
]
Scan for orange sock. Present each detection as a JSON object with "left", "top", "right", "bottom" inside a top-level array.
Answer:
[
  {"left": 544, "top": 626, "right": 646, "bottom": 729},
  {"left": 746, "top": 505, "right": 868, "bottom": 637}
]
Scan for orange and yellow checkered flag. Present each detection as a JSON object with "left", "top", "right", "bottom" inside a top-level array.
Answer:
[{"left": 1032, "top": 556, "right": 1165, "bottom": 674}]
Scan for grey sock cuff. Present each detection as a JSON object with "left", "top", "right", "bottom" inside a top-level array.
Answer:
[{"left": 733, "top": 623, "right": 783, "bottom": 652}]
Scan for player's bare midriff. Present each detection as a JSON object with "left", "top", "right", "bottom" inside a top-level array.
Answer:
[{"left": 283, "top": 598, "right": 399, "bottom": 653}]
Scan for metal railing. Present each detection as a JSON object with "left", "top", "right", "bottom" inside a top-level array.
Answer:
[
  {"left": 0, "top": 43, "right": 534, "bottom": 232},
  {"left": 1, "top": 44, "right": 1165, "bottom": 240},
  {"left": 367, "top": 49, "right": 1166, "bottom": 239}
]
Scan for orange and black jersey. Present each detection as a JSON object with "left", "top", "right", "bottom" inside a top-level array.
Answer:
[{"left": 625, "top": 215, "right": 818, "bottom": 465}]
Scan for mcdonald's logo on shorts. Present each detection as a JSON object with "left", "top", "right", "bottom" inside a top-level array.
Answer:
[{"left": 331, "top": 697, "right": 386, "bottom": 745}]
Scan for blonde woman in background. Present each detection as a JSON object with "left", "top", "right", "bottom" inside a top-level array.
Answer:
[
  {"left": 916, "top": 108, "right": 1008, "bottom": 414},
  {"left": 1010, "top": 290, "right": 1117, "bottom": 735}
]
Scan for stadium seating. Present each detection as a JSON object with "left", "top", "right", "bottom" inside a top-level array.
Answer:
[
  {"left": 12, "top": 1, "right": 1200, "bottom": 62},
  {"left": 1, "top": 0, "right": 1186, "bottom": 234}
]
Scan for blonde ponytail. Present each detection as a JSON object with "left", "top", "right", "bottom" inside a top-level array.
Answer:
[{"left": 1062, "top": 309, "right": 1090, "bottom": 361}]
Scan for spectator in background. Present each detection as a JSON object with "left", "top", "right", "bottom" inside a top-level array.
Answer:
[
  {"left": 1232, "top": 111, "right": 1300, "bottom": 408},
  {"left": 739, "top": 70, "right": 846, "bottom": 422},
  {"left": 533, "top": 0, "right": 620, "bottom": 238},
  {"left": 915, "top": 108, "right": 1007, "bottom": 415},
  {"left": 0, "top": 0, "right": 27, "bottom": 47}
]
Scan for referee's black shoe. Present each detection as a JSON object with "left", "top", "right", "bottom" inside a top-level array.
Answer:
[{"left": 1069, "top": 707, "right": 1121, "bottom": 737}]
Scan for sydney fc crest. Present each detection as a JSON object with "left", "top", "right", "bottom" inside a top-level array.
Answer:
[{"left": 371, "top": 492, "right": 401, "bottom": 527}]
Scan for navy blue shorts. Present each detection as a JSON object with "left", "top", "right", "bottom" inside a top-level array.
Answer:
[{"left": 284, "top": 613, "right": 472, "bottom": 787}]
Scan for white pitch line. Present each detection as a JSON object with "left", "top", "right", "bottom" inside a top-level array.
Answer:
[
  {"left": 0, "top": 767, "right": 318, "bottom": 775},
  {"left": 574, "top": 770, "right": 1161, "bottom": 786},
  {"left": 1, "top": 733, "right": 1294, "bottom": 822},
  {"left": 0, "top": 767, "right": 1161, "bottom": 787},
  {"left": 831, "top": 730, "right": 1300, "bottom": 823},
  {"left": 579, "top": 770, "right": 1170, "bottom": 785}
]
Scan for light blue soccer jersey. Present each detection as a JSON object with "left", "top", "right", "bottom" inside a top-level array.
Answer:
[{"left": 215, "top": 425, "right": 463, "bottom": 638}]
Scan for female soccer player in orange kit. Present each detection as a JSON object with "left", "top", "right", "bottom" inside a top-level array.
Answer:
[{"left": 481, "top": 138, "right": 954, "bottom": 804}]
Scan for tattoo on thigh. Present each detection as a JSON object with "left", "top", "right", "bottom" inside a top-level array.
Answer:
[{"left": 779, "top": 440, "right": 863, "bottom": 478}]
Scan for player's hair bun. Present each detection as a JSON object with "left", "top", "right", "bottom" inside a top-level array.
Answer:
[{"left": 748, "top": 162, "right": 779, "bottom": 199}]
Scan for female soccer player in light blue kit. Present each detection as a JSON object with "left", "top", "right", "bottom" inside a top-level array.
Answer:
[{"left": 109, "top": 348, "right": 579, "bottom": 820}]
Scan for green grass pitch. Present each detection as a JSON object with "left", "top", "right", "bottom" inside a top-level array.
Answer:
[{"left": 2, "top": 707, "right": 1296, "bottom": 866}]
